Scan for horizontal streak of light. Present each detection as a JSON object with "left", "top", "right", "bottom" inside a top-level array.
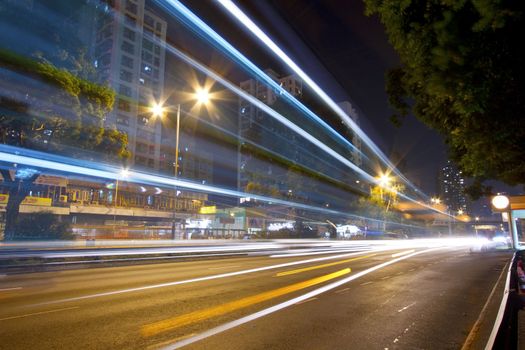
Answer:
[
  {"left": 34, "top": 250, "right": 371, "bottom": 306},
  {"left": 391, "top": 249, "right": 416, "bottom": 258},
  {"left": 276, "top": 254, "right": 374, "bottom": 276},
  {"left": 269, "top": 248, "right": 371, "bottom": 258},
  {"left": 160, "top": 247, "right": 444, "bottom": 350},
  {"left": 141, "top": 268, "right": 350, "bottom": 337}
]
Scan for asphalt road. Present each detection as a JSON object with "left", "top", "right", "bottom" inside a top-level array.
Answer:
[{"left": 0, "top": 244, "right": 512, "bottom": 350}]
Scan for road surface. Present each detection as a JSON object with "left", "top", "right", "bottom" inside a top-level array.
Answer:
[{"left": 0, "top": 242, "right": 512, "bottom": 349}]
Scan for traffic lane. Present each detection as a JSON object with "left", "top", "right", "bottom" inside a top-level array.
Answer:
[
  {"left": 0, "top": 247, "right": 381, "bottom": 308},
  {"left": 0, "top": 249, "right": 417, "bottom": 349},
  {"left": 171, "top": 250, "right": 511, "bottom": 350}
]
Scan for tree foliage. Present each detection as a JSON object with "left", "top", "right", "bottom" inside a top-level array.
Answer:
[{"left": 364, "top": 0, "right": 525, "bottom": 190}]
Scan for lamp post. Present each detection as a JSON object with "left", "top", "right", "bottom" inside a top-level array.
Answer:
[{"left": 150, "top": 88, "right": 211, "bottom": 239}]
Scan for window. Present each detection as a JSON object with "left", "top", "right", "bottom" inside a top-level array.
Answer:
[
  {"left": 154, "top": 45, "right": 160, "bottom": 55},
  {"left": 142, "top": 38, "right": 153, "bottom": 52},
  {"left": 144, "top": 14, "right": 155, "bottom": 28},
  {"left": 119, "top": 84, "right": 132, "bottom": 97},
  {"left": 148, "top": 145, "right": 155, "bottom": 155},
  {"left": 136, "top": 142, "right": 147, "bottom": 153},
  {"left": 116, "top": 115, "right": 130, "bottom": 126},
  {"left": 123, "top": 27, "right": 135, "bottom": 41},
  {"left": 121, "top": 55, "right": 133, "bottom": 69},
  {"left": 125, "top": 0, "right": 137, "bottom": 14},
  {"left": 117, "top": 99, "right": 131, "bottom": 112},
  {"left": 95, "top": 39, "right": 112, "bottom": 56},
  {"left": 148, "top": 158, "right": 155, "bottom": 168},
  {"left": 156, "top": 22, "right": 162, "bottom": 32},
  {"left": 154, "top": 57, "right": 160, "bottom": 66},
  {"left": 124, "top": 14, "right": 136, "bottom": 27},
  {"left": 119, "top": 69, "right": 133, "bottom": 83},
  {"left": 142, "top": 64, "right": 152, "bottom": 75},
  {"left": 121, "top": 41, "right": 134, "bottom": 54},
  {"left": 142, "top": 51, "right": 152, "bottom": 63}
]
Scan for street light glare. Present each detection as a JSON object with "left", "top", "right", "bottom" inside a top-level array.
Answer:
[
  {"left": 378, "top": 174, "right": 391, "bottom": 187},
  {"left": 151, "top": 102, "right": 165, "bottom": 117},
  {"left": 195, "top": 88, "right": 210, "bottom": 104}
]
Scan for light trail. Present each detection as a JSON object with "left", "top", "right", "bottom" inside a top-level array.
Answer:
[{"left": 0, "top": 144, "right": 426, "bottom": 228}]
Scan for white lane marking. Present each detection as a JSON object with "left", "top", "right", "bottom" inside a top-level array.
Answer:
[
  {"left": 360, "top": 281, "right": 373, "bottom": 286},
  {"left": 159, "top": 247, "right": 445, "bottom": 350},
  {"left": 381, "top": 276, "right": 391, "bottom": 280},
  {"left": 208, "top": 265, "right": 240, "bottom": 270},
  {"left": 0, "top": 287, "right": 21, "bottom": 292},
  {"left": 334, "top": 288, "right": 350, "bottom": 294},
  {"left": 391, "top": 249, "right": 415, "bottom": 258},
  {"left": 397, "top": 302, "right": 416, "bottom": 313},
  {"left": 295, "top": 297, "right": 317, "bottom": 305},
  {"left": 36, "top": 250, "right": 372, "bottom": 306},
  {"left": 0, "top": 307, "right": 79, "bottom": 321},
  {"left": 463, "top": 259, "right": 511, "bottom": 350}
]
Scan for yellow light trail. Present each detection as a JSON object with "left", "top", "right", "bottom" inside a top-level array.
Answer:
[
  {"left": 275, "top": 254, "right": 375, "bottom": 277},
  {"left": 141, "top": 268, "right": 350, "bottom": 337}
]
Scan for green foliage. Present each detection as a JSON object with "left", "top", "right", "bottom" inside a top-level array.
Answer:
[
  {"left": 12, "top": 212, "right": 73, "bottom": 240},
  {"left": 0, "top": 49, "right": 127, "bottom": 162},
  {"left": 364, "top": 0, "right": 525, "bottom": 191}
]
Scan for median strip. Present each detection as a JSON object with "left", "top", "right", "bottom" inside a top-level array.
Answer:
[
  {"left": 275, "top": 254, "right": 374, "bottom": 277},
  {"left": 141, "top": 268, "right": 350, "bottom": 337}
]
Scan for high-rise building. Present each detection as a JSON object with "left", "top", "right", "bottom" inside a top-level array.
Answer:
[
  {"left": 237, "top": 70, "right": 303, "bottom": 194},
  {"left": 93, "top": 0, "right": 167, "bottom": 170},
  {"left": 439, "top": 160, "right": 468, "bottom": 213}
]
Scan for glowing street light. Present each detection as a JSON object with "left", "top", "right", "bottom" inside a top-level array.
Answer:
[
  {"left": 377, "top": 174, "right": 392, "bottom": 188},
  {"left": 492, "top": 195, "right": 510, "bottom": 211},
  {"left": 195, "top": 87, "right": 210, "bottom": 105},
  {"left": 150, "top": 102, "right": 165, "bottom": 118}
]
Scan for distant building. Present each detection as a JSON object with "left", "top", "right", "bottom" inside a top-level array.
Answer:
[
  {"left": 237, "top": 69, "right": 303, "bottom": 194},
  {"left": 93, "top": 0, "right": 167, "bottom": 170},
  {"left": 439, "top": 160, "right": 468, "bottom": 213}
]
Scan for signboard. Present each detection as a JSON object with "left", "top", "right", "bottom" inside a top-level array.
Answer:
[
  {"left": 22, "top": 197, "right": 52, "bottom": 206},
  {"left": 0, "top": 195, "right": 52, "bottom": 207},
  {"left": 199, "top": 206, "right": 216, "bottom": 214}
]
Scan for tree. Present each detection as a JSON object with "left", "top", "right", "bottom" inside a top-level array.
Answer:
[
  {"left": 0, "top": 50, "right": 128, "bottom": 240},
  {"left": 364, "top": 0, "right": 525, "bottom": 194}
]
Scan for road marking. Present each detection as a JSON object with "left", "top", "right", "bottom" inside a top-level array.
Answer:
[
  {"left": 462, "top": 259, "right": 510, "bottom": 350},
  {"left": 391, "top": 249, "right": 415, "bottom": 258},
  {"left": 0, "top": 287, "right": 21, "bottom": 292},
  {"left": 276, "top": 254, "right": 374, "bottom": 276},
  {"left": 397, "top": 302, "right": 416, "bottom": 313},
  {"left": 360, "top": 281, "right": 374, "bottom": 286},
  {"left": 334, "top": 287, "right": 350, "bottom": 294},
  {"left": 408, "top": 268, "right": 415, "bottom": 272},
  {"left": 295, "top": 297, "right": 318, "bottom": 305},
  {"left": 0, "top": 306, "right": 79, "bottom": 321},
  {"left": 396, "top": 272, "right": 404, "bottom": 275},
  {"left": 158, "top": 247, "right": 444, "bottom": 350},
  {"left": 381, "top": 276, "right": 391, "bottom": 280},
  {"left": 208, "top": 265, "right": 240, "bottom": 270},
  {"left": 148, "top": 333, "right": 197, "bottom": 350},
  {"left": 37, "top": 251, "right": 370, "bottom": 306},
  {"left": 141, "top": 268, "right": 351, "bottom": 337}
]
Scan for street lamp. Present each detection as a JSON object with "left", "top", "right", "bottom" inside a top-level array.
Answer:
[{"left": 150, "top": 87, "right": 212, "bottom": 239}]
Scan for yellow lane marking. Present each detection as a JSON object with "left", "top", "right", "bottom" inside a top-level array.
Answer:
[
  {"left": 275, "top": 254, "right": 375, "bottom": 277},
  {"left": 141, "top": 268, "right": 350, "bottom": 337}
]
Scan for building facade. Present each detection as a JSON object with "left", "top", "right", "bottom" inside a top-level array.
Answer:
[
  {"left": 439, "top": 160, "right": 468, "bottom": 213},
  {"left": 93, "top": 0, "right": 167, "bottom": 170}
]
